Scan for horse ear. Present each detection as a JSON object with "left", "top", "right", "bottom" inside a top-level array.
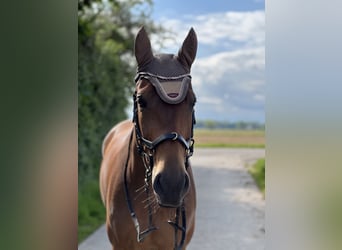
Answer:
[
  {"left": 135, "top": 26, "right": 154, "bottom": 68},
  {"left": 178, "top": 27, "right": 198, "bottom": 70}
]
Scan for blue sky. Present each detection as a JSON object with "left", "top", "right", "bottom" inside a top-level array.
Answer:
[
  {"left": 152, "top": 0, "right": 264, "bottom": 18},
  {"left": 149, "top": 0, "right": 265, "bottom": 123}
]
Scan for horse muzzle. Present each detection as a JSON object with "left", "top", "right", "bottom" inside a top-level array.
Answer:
[{"left": 152, "top": 172, "right": 190, "bottom": 208}]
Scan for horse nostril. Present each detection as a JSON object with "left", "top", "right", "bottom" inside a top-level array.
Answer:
[{"left": 152, "top": 172, "right": 190, "bottom": 207}]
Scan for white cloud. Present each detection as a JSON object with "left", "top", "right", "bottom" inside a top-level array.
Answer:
[
  {"left": 253, "top": 93, "right": 265, "bottom": 101},
  {"left": 200, "top": 96, "right": 223, "bottom": 105},
  {"left": 151, "top": 10, "right": 265, "bottom": 122},
  {"left": 192, "top": 47, "right": 265, "bottom": 84},
  {"left": 194, "top": 11, "right": 264, "bottom": 46},
  {"left": 192, "top": 47, "right": 265, "bottom": 119},
  {"left": 152, "top": 10, "right": 264, "bottom": 53}
]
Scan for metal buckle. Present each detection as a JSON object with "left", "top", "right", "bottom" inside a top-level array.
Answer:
[{"left": 171, "top": 132, "right": 178, "bottom": 141}]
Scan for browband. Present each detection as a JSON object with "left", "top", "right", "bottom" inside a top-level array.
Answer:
[
  {"left": 135, "top": 72, "right": 192, "bottom": 105},
  {"left": 135, "top": 72, "right": 191, "bottom": 82}
]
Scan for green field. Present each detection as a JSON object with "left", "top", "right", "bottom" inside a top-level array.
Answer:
[{"left": 194, "top": 129, "right": 265, "bottom": 148}]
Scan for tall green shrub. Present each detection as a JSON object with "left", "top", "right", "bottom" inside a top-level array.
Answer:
[
  {"left": 78, "top": 0, "right": 161, "bottom": 183},
  {"left": 78, "top": 0, "right": 164, "bottom": 241}
]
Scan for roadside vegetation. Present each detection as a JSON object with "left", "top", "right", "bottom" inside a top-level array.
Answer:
[
  {"left": 78, "top": 180, "right": 106, "bottom": 242},
  {"left": 78, "top": 0, "right": 163, "bottom": 243},
  {"left": 248, "top": 158, "right": 265, "bottom": 195}
]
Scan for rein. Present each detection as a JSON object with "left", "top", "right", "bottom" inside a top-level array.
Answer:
[{"left": 123, "top": 73, "right": 196, "bottom": 250}]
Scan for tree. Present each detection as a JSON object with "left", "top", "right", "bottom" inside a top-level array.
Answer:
[
  {"left": 78, "top": 0, "right": 166, "bottom": 241},
  {"left": 78, "top": 0, "right": 162, "bottom": 183}
]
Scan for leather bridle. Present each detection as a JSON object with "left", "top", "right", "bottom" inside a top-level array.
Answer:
[
  {"left": 133, "top": 94, "right": 195, "bottom": 167},
  {"left": 123, "top": 72, "right": 196, "bottom": 250}
]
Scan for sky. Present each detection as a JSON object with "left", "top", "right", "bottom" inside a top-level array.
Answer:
[{"left": 149, "top": 0, "right": 265, "bottom": 123}]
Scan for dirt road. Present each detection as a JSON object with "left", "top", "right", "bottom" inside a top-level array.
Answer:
[{"left": 79, "top": 148, "right": 265, "bottom": 250}]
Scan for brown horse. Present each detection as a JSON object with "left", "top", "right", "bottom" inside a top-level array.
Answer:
[{"left": 100, "top": 27, "right": 198, "bottom": 250}]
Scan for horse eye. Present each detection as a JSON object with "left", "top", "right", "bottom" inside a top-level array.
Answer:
[{"left": 137, "top": 95, "right": 147, "bottom": 108}]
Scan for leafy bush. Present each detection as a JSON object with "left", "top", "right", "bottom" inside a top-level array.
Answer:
[
  {"left": 78, "top": 180, "right": 106, "bottom": 242},
  {"left": 78, "top": 0, "right": 164, "bottom": 242},
  {"left": 249, "top": 158, "right": 265, "bottom": 195}
]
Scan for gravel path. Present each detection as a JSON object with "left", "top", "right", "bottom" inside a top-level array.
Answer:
[{"left": 79, "top": 148, "right": 265, "bottom": 250}]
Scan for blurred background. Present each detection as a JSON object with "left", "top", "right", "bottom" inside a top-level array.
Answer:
[{"left": 1, "top": 0, "right": 341, "bottom": 249}]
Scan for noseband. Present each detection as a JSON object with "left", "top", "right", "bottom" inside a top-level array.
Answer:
[{"left": 123, "top": 72, "right": 196, "bottom": 250}]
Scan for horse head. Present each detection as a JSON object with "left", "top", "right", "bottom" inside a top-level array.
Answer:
[{"left": 134, "top": 27, "right": 197, "bottom": 208}]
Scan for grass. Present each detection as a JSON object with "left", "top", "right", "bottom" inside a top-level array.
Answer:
[
  {"left": 78, "top": 179, "right": 106, "bottom": 243},
  {"left": 248, "top": 158, "right": 265, "bottom": 195},
  {"left": 194, "top": 129, "right": 265, "bottom": 148}
]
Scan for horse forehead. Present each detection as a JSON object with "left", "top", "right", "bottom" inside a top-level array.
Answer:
[{"left": 138, "top": 53, "right": 188, "bottom": 77}]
